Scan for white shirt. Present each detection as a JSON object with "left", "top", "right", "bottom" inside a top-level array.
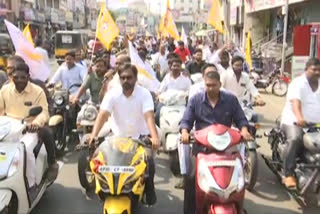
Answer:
[
  {"left": 158, "top": 73, "right": 192, "bottom": 94},
  {"left": 189, "top": 81, "right": 205, "bottom": 101},
  {"left": 203, "top": 48, "right": 216, "bottom": 63},
  {"left": 220, "top": 68, "right": 259, "bottom": 99},
  {"left": 101, "top": 84, "right": 154, "bottom": 139},
  {"left": 216, "top": 64, "right": 230, "bottom": 74},
  {"left": 151, "top": 52, "right": 169, "bottom": 76},
  {"left": 281, "top": 74, "right": 320, "bottom": 125},
  {"left": 50, "top": 63, "right": 86, "bottom": 94}
]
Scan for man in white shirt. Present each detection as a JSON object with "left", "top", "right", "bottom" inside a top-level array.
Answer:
[
  {"left": 49, "top": 51, "right": 86, "bottom": 95},
  {"left": 151, "top": 43, "right": 168, "bottom": 80},
  {"left": 280, "top": 58, "right": 320, "bottom": 188},
  {"left": 221, "top": 56, "right": 264, "bottom": 105},
  {"left": 203, "top": 42, "right": 218, "bottom": 63},
  {"left": 155, "top": 57, "right": 192, "bottom": 125},
  {"left": 89, "top": 63, "right": 160, "bottom": 205}
]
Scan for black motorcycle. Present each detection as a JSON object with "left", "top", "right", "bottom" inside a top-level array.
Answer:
[
  {"left": 48, "top": 83, "right": 81, "bottom": 155},
  {"left": 263, "top": 121, "right": 320, "bottom": 206}
]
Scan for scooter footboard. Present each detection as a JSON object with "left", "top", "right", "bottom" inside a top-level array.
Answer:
[{"left": 210, "top": 203, "right": 237, "bottom": 214}]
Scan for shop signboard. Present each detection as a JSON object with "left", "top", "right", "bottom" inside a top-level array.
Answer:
[
  {"left": 51, "top": 8, "right": 59, "bottom": 24},
  {"left": 245, "top": 0, "right": 306, "bottom": 13},
  {"left": 24, "top": 8, "right": 35, "bottom": 21},
  {"left": 66, "top": 11, "right": 73, "bottom": 23},
  {"left": 58, "top": 10, "right": 66, "bottom": 25}
]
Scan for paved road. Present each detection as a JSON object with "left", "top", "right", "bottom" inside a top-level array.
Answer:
[{"left": 32, "top": 62, "right": 319, "bottom": 213}]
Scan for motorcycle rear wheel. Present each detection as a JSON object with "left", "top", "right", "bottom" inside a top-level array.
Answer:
[
  {"left": 245, "top": 149, "right": 258, "bottom": 192},
  {"left": 272, "top": 80, "right": 288, "bottom": 97}
]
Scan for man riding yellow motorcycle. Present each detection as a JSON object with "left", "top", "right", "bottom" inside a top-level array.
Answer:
[{"left": 85, "top": 63, "right": 159, "bottom": 214}]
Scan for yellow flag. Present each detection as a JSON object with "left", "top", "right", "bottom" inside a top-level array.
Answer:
[
  {"left": 207, "top": 0, "right": 224, "bottom": 34},
  {"left": 245, "top": 32, "right": 253, "bottom": 70},
  {"left": 96, "top": 3, "right": 119, "bottom": 51},
  {"left": 22, "top": 24, "right": 34, "bottom": 47},
  {"left": 159, "top": 0, "right": 180, "bottom": 40}
]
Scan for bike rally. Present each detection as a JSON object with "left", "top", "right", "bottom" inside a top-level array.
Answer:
[{"left": 0, "top": 0, "right": 320, "bottom": 214}]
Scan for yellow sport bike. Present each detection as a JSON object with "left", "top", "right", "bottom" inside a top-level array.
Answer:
[{"left": 85, "top": 136, "right": 150, "bottom": 214}]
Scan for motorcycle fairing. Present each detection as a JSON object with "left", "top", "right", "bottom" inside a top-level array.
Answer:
[{"left": 103, "top": 195, "right": 131, "bottom": 214}]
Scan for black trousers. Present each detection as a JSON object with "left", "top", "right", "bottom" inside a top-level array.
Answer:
[
  {"left": 38, "top": 126, "right": 56, "bottom": 165},
  {"left": 281, "top": 124, "right": 304, "bottom": 177}
]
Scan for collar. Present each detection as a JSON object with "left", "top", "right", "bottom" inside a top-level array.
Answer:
[
  {"left": 94, "top": 72, "right": 104, "bottom": 80},
  {"left": 170, "top": 72, "right": 182, "bottom": 79},
  {"left": 201, "top": 90, "right": 225, "bottom": 104},
  {"left": 13, "top": 81, "right": 31, "bottom": 94}
]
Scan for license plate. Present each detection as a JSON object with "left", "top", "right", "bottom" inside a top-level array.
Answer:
[
  {"left": 207, "top": 160, "right": 236, "bottom": 167},
  {"left": 98, "top": 166, "right": 135, "bottom": 174}
]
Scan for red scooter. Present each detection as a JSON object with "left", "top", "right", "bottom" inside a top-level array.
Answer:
[{"left": 194, "top": 124, "right": 246, "bottom": 214}]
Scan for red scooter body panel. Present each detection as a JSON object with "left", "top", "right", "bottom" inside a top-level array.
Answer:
[
  {"left": 194, "top": 124, "right": 242, "bottom": 149},
  {"left": 195, "top": 124, "right": 245, "bottom": 214}
]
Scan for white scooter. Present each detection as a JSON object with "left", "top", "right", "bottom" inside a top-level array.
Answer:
[
  {"left": 159, "top": 89, "right": 188, "bottom": 175},
  {"left": 0, "top": 107, "right": 61, "bottom": 214}
]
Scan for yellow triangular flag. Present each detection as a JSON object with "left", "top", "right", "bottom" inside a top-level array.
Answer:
[
  {"left": 159, "top": 0, "right": 180, "bottom": 41},
  {"left": 96, "top": 3, "right": 119, "bottom": 51},
  {"left": 207, "top": 0, "right": 224, "bottom": 34},
  {"left": 22, "top": 23, "right": 34, "bottom": 47},
  {"left": 245, "top": 32, "right": 253, "bottom": 70}
]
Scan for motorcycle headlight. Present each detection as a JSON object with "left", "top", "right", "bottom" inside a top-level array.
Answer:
[
  {"left": 54, "top": 95, "right": 64, "bottom": 106},
  {"left": 8, "top": 149, "right": 20, "bottom": 178},
  {"left": 207, "top": 131, "right": 231, "bottom": 151},
  {"left": 84, "top": 107, "right": 98, "bottom": 121},
  {"left": 98, "top": 176, "right": 110, "bottom": 193}
]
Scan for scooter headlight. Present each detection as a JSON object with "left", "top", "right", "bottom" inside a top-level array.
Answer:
[
  {"left": 54, "top": 95, "right": 64, "bottom": 106},
  {"left": 198, "top": 159, "right": 216, "bottom": 193},
  {"left": 8, "top": 149, "right": 20, "bottom": 178},
  {"left": 207, "top": 131, "right": 231, "bottom": 151}
]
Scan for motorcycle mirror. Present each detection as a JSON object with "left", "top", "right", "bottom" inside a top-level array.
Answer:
[{"left": 28, "top": 106, "right": 43, "bottom": 117}]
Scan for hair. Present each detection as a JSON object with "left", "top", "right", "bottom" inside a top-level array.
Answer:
[
  {"left": 122, "top": 55, "right": 131, "bottom": 63},
  {"left": 65, "top": 51, "right": 76, "bottom": 58},
  {"left": 118, "top": 63, "right": 138, "bottom": 77},
  {"left": 220, "top": 51, "right": 229, "bottom": 59},
  {"left": 193, "top": 48, "right": 202, "bottom": 54},
  {"left": 204, "top": 70, "right": 220, "bottom": 82},
  {"left": 171, "top": 57, "right": 182, "bottom": 65},
  {"left": 94, "top": 57, "right": 107, "bottom": 67},
  {"left": 231, "top": 55, "right": 244, "bottom": 65},
  {"left": 35, "top": 38, "right": 42, "bottom": 47},
  {"left": 13, "top": 62, "right": 30, "bottom": 75},
  {"left": 201, "top": 63, "right": 217, "bottom": 74},
  {"left": 167, "top": 52, "right": 179, "bottom": 60},
  {"left": 178, "top": 41, "right": 184, "bottom": 45},
  {"left": 8, "top": 55, "right": 25, "bottom": 64},
  {"left": 305, "top": 57, "right": 320, "bottom": 70}
]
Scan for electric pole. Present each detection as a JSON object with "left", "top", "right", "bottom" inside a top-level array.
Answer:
[{"left": 280, "top": 0, "right": 289, "bottom": 76}]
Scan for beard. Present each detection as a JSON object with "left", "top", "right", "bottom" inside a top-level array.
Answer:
[{"left": 122, "top": 82, "right": 133, "bottom": 91}]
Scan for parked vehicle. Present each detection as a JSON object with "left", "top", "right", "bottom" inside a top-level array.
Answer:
[
  {"left": 55, "top": 31, "right": 88, "bottom": 65},
  {"left": 0, "top": 107, "right": 61, "bottom": 214},
  {"left": 264, "top": 122, "right": 320, "bottom": 206},
  {"left": 159, "top": 89, "right": 188, "bottom": 175},
  {"left": 192, "top": 124, "right": 246, "bottom": 214},
  {"left": 251, "top": 68, "right": 290, "bottom": 97},
  {"left": 78, "top": 136, "right": 152, "bottom": 213},
  {"left": 48, "top": 83, "right": 81, "bottom": 155}
]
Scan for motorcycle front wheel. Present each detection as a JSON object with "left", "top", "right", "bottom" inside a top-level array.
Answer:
[
  {"left": 54, "top": 124, "right": 67, "bottom": 156},
  {"left": 78, "top": 150, "right": 95, "bottom": 192},
  {"left": 272, "top": 80, "right": 288, "bottom": 97},
  {"left": 245, "top": 149, "right": 258, "bottom": 192}
]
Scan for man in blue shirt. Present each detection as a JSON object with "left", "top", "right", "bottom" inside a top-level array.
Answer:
[{"left": 180, "top": 64, "right": 252, "bottom": 214}]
